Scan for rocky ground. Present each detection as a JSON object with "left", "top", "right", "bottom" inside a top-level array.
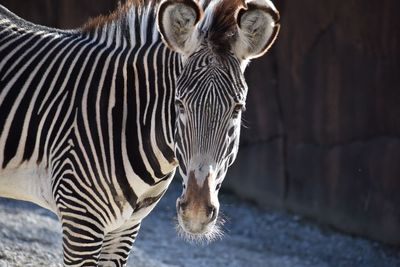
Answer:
[{"left": 0, "top": 181, "right": 399, "bottom": 267}]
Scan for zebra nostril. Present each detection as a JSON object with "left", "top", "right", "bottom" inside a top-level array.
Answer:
[
  {"left": 178, "top": 200, "right": 188, "bottom": 213},
  {"left": 207, "top": 205, "right": 217, "bottom": 222}
]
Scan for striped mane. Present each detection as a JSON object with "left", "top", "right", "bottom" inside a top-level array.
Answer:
[{"left": 82, "top": 0, "right": 155, "bottom": 31}]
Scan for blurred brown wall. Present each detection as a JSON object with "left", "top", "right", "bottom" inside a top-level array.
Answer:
[
  {"left": 0, "top": 0, "right": 399, "bottom": 244},
  {"left": 230, "top": 0, "right": 400, "bottom": 245}
]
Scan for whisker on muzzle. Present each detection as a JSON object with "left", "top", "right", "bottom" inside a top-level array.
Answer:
[{"left": 174, "top": 213, "right": 226, "bottom": 245}]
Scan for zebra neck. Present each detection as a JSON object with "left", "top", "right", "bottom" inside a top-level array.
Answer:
[{"left": 79, "top": 7, "right": 182, "bottom": 184}]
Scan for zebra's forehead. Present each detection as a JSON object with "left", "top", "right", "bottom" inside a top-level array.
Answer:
[
  {"left": 196, "top": 0, "right": 246, "bottom": 54},
  {"left": 176, "top": 48, "right": 248, "bottom": 101},
  {"left": 199, "top": 0, "right": 245, "bottom": 11}
]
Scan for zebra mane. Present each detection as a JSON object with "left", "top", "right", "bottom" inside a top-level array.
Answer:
[
  {"left": 199, "top": 0, "right": 246, "bottom": 54},
  {"left": 82, "top": 0, "right": 160, "bottom": 45},
  {"left": 82, "top": 0, "right": 155, "bottom": 31}
]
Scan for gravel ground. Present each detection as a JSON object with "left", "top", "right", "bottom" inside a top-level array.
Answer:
[{"left": 0, "top": 181, "right": 399, "bottom": 267}]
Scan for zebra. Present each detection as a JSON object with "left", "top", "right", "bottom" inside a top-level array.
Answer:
[{"left": 0, "top": 0, "right": 279, "bottom": 266}]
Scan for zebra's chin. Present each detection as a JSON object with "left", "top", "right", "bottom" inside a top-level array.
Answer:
[{"left": 175, "top": 215, "right": 225, "bottom": 244}]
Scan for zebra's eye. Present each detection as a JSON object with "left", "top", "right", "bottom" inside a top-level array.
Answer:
[
  {"left": 175, "top": 100, "right": 185, "bottom": 114},
  {"left": 232, "top": 104, "right": 245, "bottom": 119}
]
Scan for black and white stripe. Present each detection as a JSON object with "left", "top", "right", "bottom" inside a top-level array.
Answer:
[{"left": 174, "top": 46, "right": 247, "bottom": 182}]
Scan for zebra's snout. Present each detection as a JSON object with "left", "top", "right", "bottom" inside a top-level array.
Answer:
[
  {"left": 176, "top": 171, "right": 219, "bottom": 235},
  {"left": 177, "top": 197, "right": 219, "bottom": 234},
  {"left": 177, "top": 199, "right": 217, "bottom": 222}
]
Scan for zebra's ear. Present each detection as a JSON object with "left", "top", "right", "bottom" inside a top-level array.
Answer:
[
  {"left": 157, "top": 0, "right": 202, "bottom": 54},
  {"left": 233, "top": 0, "right": 280, "bottom": 60}
]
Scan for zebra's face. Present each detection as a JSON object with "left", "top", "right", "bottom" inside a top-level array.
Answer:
[
  {"left": 158, "top": 0, "right": 280, "bottom": 241},
  {"left": 173, "top": 48, "right": 247, "bottom": 240}
]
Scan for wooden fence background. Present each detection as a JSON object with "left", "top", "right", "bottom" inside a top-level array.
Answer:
[{"left": 0, "top": 0, "right": 399, "bottom": 244}]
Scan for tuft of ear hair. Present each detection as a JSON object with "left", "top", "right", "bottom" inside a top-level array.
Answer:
[
  {"left": 157, "top": 0, "right": 203, "bottom": 54},
  {"left": 233, "top": 0, "right": 280, "bottom": 59}
]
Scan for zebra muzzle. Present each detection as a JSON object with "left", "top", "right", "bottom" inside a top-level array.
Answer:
[{"left": 176, "top": 172, "right": 219, "bottom": 234}]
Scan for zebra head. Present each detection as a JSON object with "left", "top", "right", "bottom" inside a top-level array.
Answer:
[{"left": 158, "top": 0, "right": 280, "bottom": 241}]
